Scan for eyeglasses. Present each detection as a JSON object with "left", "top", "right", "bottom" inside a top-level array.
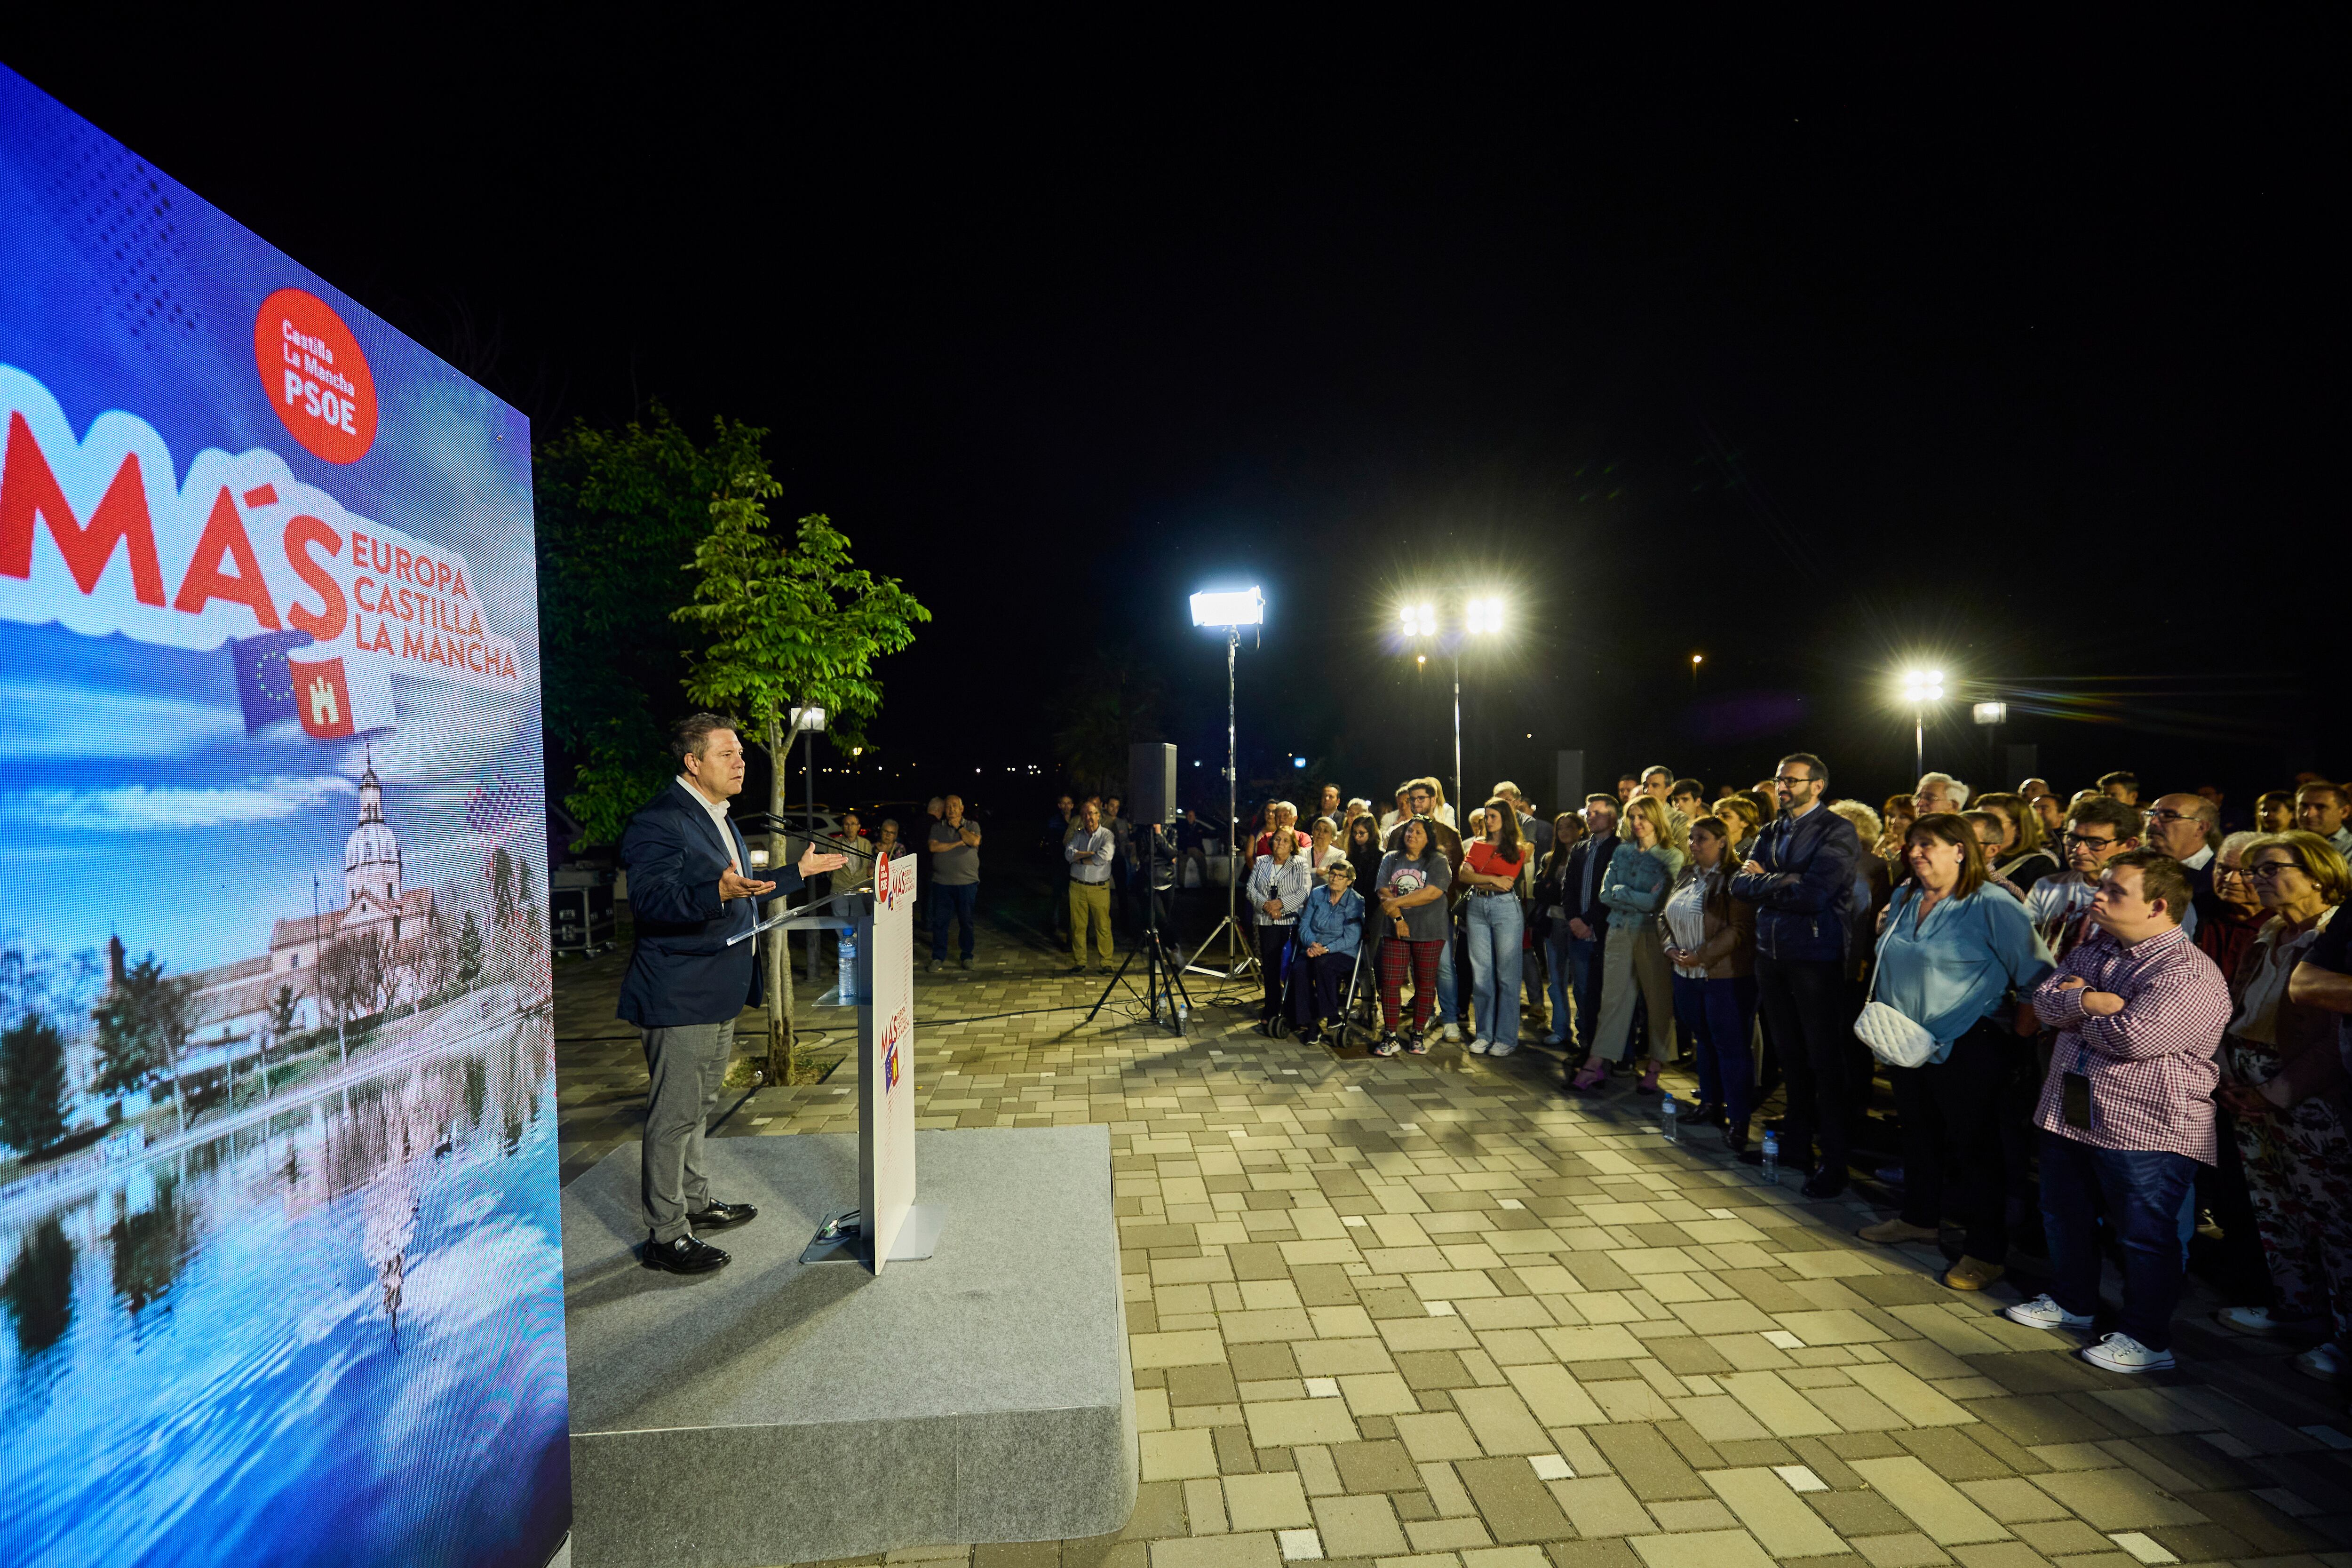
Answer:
[
  {"left": 2246, "top": 861, "right": 2305, "bottom": 881},
  {"left": 1772, "top": 775, "right": 1816, "bottom": 787},
  {"left": 2063, "top": 833, "right": 2121, "bottom": 850},
  {"left": 2143, "top": 809, "right": 2194, "bottom": 825}
]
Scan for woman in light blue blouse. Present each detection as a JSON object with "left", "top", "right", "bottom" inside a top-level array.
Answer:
[
  {"left": 1571, "top": 796, "right": 1685, "bottom": 1093},
  {"left": 1855, "top": 812, "right": 2054, "bottom": 1293}
]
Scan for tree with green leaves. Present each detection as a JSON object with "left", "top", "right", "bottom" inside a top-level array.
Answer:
[
  {"left": 534, "top": 404, "right": 779, "bottom": 846},
  {"left": 456, "top": 910, "right": 485, "bottom": 988},
  {"left": 90, "top": 955, "right": 196, "bottom": 1133},
  {"left": 674, "top": 476, "right": 929, "bottom": 1082},
  {"left": 0, "top": 1012, "right": 68, "bottom": 1156}
]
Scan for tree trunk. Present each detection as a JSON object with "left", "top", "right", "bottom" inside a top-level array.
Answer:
[{"left": 765, "top": 710, "right": 795, "bottom": 1086}]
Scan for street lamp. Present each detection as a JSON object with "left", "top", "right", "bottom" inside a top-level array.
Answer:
[
  {"left": 1400, "top": 597, "right": 1506, "bottom": 817},
  {"left": 1900, "top": 669, "right": 1945, "bottom": 779},
  {"left": 1188, "top": 587, "right": 1265, "bottom": 980}
]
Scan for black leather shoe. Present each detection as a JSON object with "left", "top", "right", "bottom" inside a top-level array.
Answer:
[
  {"left": 689, "top": 1200, "right": 758, "bottom": 1232},
  {"left": 1801, "top": 1169, "right": 1849, "bottom": 1201},
  {"left": 644, "top": 1234, "right": 731, "bottom": 1274},
  {"left": 1724, "top": 1125, "right": 1749, "bottom": 1156}
]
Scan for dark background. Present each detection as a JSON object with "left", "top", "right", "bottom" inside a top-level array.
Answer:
[{"left": 10, "top": 25, "right": 2340, "bottom": 827}]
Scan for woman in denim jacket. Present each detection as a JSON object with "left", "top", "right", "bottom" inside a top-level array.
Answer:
[
  {"left": 1573, "top": 796, "right": 1685, "bottom": 1093},
  {"left": 1292, "top": 861, "right": 1366, "bottom": 1044}
]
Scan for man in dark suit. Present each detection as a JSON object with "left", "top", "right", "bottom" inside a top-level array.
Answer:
[
  {"left": 619, "top": 713, "right": 846, "bottom": 1275},
  {"left": 1557, "top": 795, "right": 1621, "bottom": 1063}
]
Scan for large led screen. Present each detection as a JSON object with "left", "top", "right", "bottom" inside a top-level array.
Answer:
[{"left": 0, "top": 65, "right": 568, "bottom": 1567}]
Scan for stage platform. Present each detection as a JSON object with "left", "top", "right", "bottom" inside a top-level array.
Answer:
[{"left": 560, "top": 1127, "right": 1136, "bottom": 1568}]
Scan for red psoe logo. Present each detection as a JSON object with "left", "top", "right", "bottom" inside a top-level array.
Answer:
[{"left": 254, "top": 289, "right": 377, "bottom": 464}]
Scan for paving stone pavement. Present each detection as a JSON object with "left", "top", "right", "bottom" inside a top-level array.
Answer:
[{"left": 556, "top": 903, "right": 2352, "bottom": 1568}]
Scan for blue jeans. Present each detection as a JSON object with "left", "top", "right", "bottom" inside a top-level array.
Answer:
[
  {"left": 2038, "top": 1131, "right": 2198, "bottom": 1351},
  {"left": 1464, "top": 895, "right": 1524, "bottom": 1048},
  {"left": 1543, "top": 929, "right": 1575, "bottom": 1043},
  {"left": 1564, "top": 934, "right": 1603, "bottom": 1052},
  {"left": 1671, "top": 973, "right": 1758, "bottom": 1130},
  {"left": 930, "top": 882, "right": 977, "bottom": 960},
  {"left": 1437, "top": 921, "right": 1460, "bottom": 1024}
]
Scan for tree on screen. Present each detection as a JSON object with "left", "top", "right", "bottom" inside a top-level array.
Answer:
[
  {"left": 0, "top": 1013, "right": 69, "bottom": 1156},
  {"left": 90, "top": 956, "right": 196, "bottom": 1133},
  {"left": 455, "top": 910, "right": 485, "bottom": 989}
]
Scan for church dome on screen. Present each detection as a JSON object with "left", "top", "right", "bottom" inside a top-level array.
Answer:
[{"left": 345, "top": 745, "right": 403, "bottom": 904}]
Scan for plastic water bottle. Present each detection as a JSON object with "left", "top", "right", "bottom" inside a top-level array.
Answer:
[
  {"left": 836, "top": 927, "right": 860, "bottom": 1003},
  {"left": 1760, "top": 1130, "right": 1780, "bottom": 1184},
  {"left": 1660, "top": 1097, "right": 1679, "bottom": 1144}
]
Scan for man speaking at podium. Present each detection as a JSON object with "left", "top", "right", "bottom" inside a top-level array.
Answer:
[{"left": 619, "top": 714, "right": 846, "bottom": 1276}]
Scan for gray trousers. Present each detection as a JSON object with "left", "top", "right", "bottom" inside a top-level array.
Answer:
[{"left": 640, "top": 1018, "right": 736, "bottom": 1242}]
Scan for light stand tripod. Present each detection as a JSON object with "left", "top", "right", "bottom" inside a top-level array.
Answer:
[
  {"left": 1185, "top": 622, "right": 1258, "bottom": 982},
  {"left": 1088, "top": 823, "right": 1192, "bottom": 1034}
]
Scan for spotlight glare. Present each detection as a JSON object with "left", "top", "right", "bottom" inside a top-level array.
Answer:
[{"left": 1191, "top": 586, "right": 1265, "bottom": 627}]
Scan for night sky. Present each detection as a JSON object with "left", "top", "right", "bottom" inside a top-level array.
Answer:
[{"left": 11, "top": 28, "right": 2339, "bottom": 823}]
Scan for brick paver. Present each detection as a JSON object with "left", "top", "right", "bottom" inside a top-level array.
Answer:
[{"left": 555, "top": 905, "right": 2352, "bottom": 1568}]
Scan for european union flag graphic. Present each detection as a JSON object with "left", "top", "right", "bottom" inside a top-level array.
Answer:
[{"left": 228, "top": 629, "right": 315, "bottom": 732}]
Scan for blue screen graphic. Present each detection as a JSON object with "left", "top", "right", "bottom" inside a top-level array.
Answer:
[{"left": 0, "top": 64, "right": 568, "bottom": 1568}]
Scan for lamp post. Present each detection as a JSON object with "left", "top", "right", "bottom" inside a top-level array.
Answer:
[
  {"left": 1188, "top": 587, "right": 1264, "bottom": 980},
  {"left": 1900, "top": 669, "right": 1945, "bottom": 779},
  {"left": 1401, "top": 598, "right": 1503, "bottom": 816}
]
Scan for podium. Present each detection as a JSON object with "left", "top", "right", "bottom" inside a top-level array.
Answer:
[
  {"left": 562, "top": 853, "right": 1136, "bottom": 1566},
  {"left": 803, "top": 854, "right": 941, "bottom": 1267}
]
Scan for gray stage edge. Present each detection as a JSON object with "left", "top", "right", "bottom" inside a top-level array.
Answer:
[{"left": 562, "top": 1127, "right": 1136, "bottom": 1568}]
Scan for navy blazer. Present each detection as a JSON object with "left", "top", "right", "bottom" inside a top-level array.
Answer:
[
  {"left": 1561, "top": 833, "right": 1619, "bottom": 939},
  {"left": 617, "top": 781, "right": 805, "bottom": 1028}
]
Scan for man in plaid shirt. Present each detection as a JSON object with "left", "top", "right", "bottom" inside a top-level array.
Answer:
[{"left": 2006, "top": 850, "right": 2232, "bottom": 1373}]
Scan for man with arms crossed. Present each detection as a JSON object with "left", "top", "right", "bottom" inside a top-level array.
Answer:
[
  {"left": 619, "top": 714, "right": 847, "bottom": 1275},
  {"left": 2007, "top": 852, "right": 2230, "bottom": 1372}
]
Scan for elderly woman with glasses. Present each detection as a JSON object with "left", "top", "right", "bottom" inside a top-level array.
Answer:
[
  {"left": 1291, "top": 860, "right": 1365, "bottom": 1045},
  {"left": 2212, "top": 831, "right": 2352, "bottom": 1375}
]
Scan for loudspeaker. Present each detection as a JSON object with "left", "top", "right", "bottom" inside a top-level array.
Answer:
[{"left": 1130, "top": 742, "right": 1178, "bottom": 825}]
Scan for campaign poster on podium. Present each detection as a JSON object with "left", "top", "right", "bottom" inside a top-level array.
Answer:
[
  {"left": 858, "top": 852, "right": 919, "bottom": 1269},
  {"left": 0, "top": 66, "right": 569, "bottom": 1568}
]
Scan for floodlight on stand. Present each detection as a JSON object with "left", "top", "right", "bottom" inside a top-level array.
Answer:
[
  {"left": 1899, "top": 670, "right": 1945, "bottom": 705},
  {"left": 1972, "top": 701, "right": 2008, "bottom": 726},
  {"left": 1465, "top": 597, "right": 1506, "bottom": 635},
  {"left": 790, "top": 705, "right": 827, "bottom": 732},
  {"left": 1190, "top": 587, "right": 1264, "bottom": 627},
  {"left": 1401, "top": 602, "right": 1438, "bottom": 637}
]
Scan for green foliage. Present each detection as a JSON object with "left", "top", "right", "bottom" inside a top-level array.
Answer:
[
  {"left": 89, "top": 955, "right": 194, "bottom": 1098},
  {"left": 456, "top": 910, "right": 485, "bottom": 987},
  {"left": 674, "top": 490, "right": 930, "bottom": 757},
  {"left": 1051, "top": 654, "right": 1163, "bottom": 795},
  {"left": 534, "top": 404, "right": 775, "bottom": 844},
  {"left": 266, "top": 985, "right": 299, "bottom": 1038},
  {"left": 0, "top": 1012, "right": 68, "bottom": 1154}
]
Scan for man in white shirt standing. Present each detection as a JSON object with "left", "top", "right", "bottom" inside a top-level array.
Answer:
[{"left": 1065, "top": 800, "right": 1117, "bottom": 974}]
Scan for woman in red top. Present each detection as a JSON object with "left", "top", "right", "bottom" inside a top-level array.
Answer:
[{"left": 1462, "top": 799, "right": 1529, "bottom": 1056}]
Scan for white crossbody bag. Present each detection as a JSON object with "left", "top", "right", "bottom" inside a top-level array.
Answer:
[{"left": 1852, "top": 887, "right": 1939, "bottom": 1068}]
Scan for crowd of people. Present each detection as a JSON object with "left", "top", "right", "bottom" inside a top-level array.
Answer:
[{"left": 1218, "top": 761, "right": 2352, "bottom": 1383}]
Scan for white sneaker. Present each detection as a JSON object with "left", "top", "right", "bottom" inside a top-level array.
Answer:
[
  {"left": 2214, "top": 1305, "right": 2290, "bottom": 1337},
  {"left": 2080, "top": 1332, "right": 2175, "bottom": 1374},
  {"left": 2004, "top": 1294, "right": 2095, "bottom": 1332},
  {"left": 1486, "top": 1042, "right": 1517, "bottom": 1058},
  {"left": 1441, "top": 1023, "right": 1461, "bottom": 1043},
  {"left": 2293, "top": 1340, "right": 2346, "bottom": 1382},
  {"left": 1465, "top": 1037, "right": 1490, "bottom": 1054}
]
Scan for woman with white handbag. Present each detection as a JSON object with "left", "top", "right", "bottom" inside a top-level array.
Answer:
[{"left": 1853, "top": 813, "right": 2054, "bottom": 1293}]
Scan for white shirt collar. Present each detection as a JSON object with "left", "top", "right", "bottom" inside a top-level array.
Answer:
[
  {"left": 675, "top": 774, "right": 739, "bottom": 870},
  {"left": 2181, "top": 844, "right": 2214, "bottom": 871}
]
